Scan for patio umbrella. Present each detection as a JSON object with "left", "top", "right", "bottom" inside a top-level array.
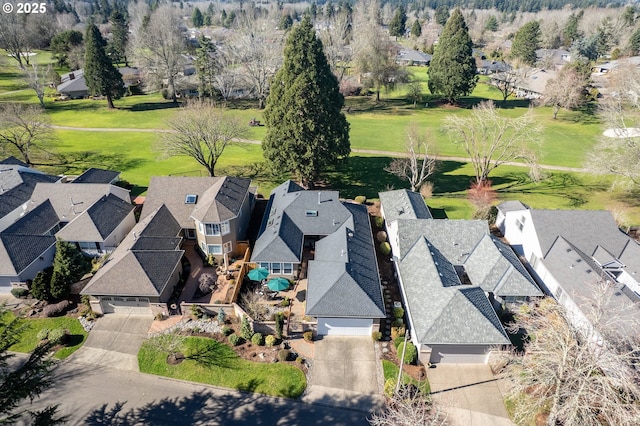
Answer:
[
  {"left": 267, "top": 277, "right": 290, "bottom": 292},
  {"left": 247, "top": 267, "right": 269, "bottom": 281}
]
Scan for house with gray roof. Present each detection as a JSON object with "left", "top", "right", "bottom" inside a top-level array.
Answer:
[
  {"left": 396, "top": 49, "right": 432, "bottom": 66},
  {"left": 380, "top": 190, "right": 541, "bottom": 363},
  {"left": 141, "top": 176, "right": 254, "bottom": 261},
  {"left": 73, "top": 168, "right": 120, "bottom": 184},
  {"left": 496, "top": 203, "right": 640, "bottom": 339},
  {"left": 57, "top": 68, "right": 141, "bottom": 99},
  {"left": 0, "top": 177, "right": 135, "bottom": 291},
  {"left": 82, "top": 205, "right": 184, "bottom": 315},
  {"left": 252, "top": 181, "right": 385, "bottom": 336}
]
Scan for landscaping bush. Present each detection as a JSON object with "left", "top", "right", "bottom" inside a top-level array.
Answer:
[
  {"left": 251, "top": 332, "right": 264, "bottom": 346},
  {"left": 392, "top": 318, "right": 404, "bottom": 327},
  {"left": 10, "top": 287, "right": 29, "bottom": 299},
  {"left": 48, "top": 328, "right": 68, "bottom": 345},
  {"left": 391, "top": 326, "right": 406, "bottom": 340},
  {"left": 154, "top": 313, "right": 165, "bottom": 321},
  {"left": 384, "top": 378, "right": 396, "bottom": 397},
  {"left": 374, "top": 216, "right": 384, "bottom": 229},
  {"left": 376, "top": 231, "right": 387, "bottom": 243},
  {"left": 36, "top": 328, "right": 50, "bottom": 341},
  {"left": 197, "top": 273, "right": 216, "bottom": 296},
  {"left": 265, "top": 335, "right": 277, "bottom": 347},
  {"left": 394, "top": 335, "right": 405, "bottom": 349},
  {"left": 228, "top": 333, "right": 242, "bottom": 346},
  {"left": 42, "top": 300, "right": 71, "bottom": 317},
  {"left": 303, "top": 330, "right": 313, "bottom": 342},
  {"left": 379, "top": 242, "right": 391, "bottom": 255},
  {"left": 190, "top": 304, "right": 204, "bottom": 319},
  {"left": 372, "top": 331, "right": 382, "bottom": 341},
  {"left": 275, "top": 312, "right": 285, "bottom": 339},
  {"left": 240, "top": 315, "right": 253, "bottom": 340},
  {"left": 221, "top": 326, "right": 233, "bottom": 336},
  {"left": 397, "top": 341, "right": 417, "bottom": 365},
  {"left": 217, "top": 308, "right": 226, "bottom": 324},
  {"left": 354, "top": 196, "right": 366, "bottom": 204},
  {"left": 279, "top": 297, "right": 291, "bottom": 307},
  {"left": 278, "top": 349, "right": 291, "bottom": 362},
  {"left": 31, "top": 267, "right": 54, "bottom": 301},
  {"left": 296, "top": 356, "right": 304, "bottom": 365},
  {"left": 393, "top": 307, "right": 404, "bottom": 319}
]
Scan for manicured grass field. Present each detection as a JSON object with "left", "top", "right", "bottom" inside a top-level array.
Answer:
[
  {"left": 138, "top": 337, "right": 307, "bottom": 398},
  {"left": 5, "top": 312, "right": 88, "bottom": 359}
]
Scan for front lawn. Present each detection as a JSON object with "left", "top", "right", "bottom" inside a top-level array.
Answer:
[
  {"left": 382, "top": 359, "right": 430, "bottom": 394},
  {"left": 5, "top": 312, "right": 88, "bottom": 359},
  {"left": 138, "top": 336, "right": 307, "bottom": 398}
]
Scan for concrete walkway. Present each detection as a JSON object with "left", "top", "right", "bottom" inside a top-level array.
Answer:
[
  {"left": 68, "top": 314, "right": 153, "bottom": 372},
  {"left": 427, "top": 364, "right": 514, "bottom": 426}
]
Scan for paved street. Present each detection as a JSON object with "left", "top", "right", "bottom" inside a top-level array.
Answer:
[{"left": 19, "top": 361, "right": 374, "bottom": 426}]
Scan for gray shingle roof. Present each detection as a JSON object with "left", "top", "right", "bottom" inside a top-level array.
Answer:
[
  {"left": 0, "top": 156, "right": 28, "bottom": 167},
  {"left": 55, "top": 194, "right": 134, "bottom": 241},
  {"left": 133, "top": 250, "right": 184, "bottom": 295},
  {"left": 28, "top": 183, "right": 126, "bottom": 220},
  {"left": 379, "top": 189, "right": 432, "bottom": 223},
  {"left": 139, "top": 204, "right": 182, "bottom": 238},
  {"left": 0, "top": 167, "right": 58, "bottom": 217},
  {"left": 131, "top": 236, "right": 182, "bottom": 251},
  {"left": 3, "top": 200, "right": 59, "bottom": 235},
  {"left": 496, "top": 200, "right": 528, "bottom": 214},
  {"left": 190, "top": 176, "right": 251, "bottom": 223},
  {"left": 0, "top": 234, "right": 55, "bottom": 275},
  {"left": 73, "top": 168, "right": 120, "bottom": 184}
]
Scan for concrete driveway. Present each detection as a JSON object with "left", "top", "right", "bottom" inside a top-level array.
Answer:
[
  {"left": 427, "top": 364, "right": 513, "bottom": 426},
  {"left": 68, "top": 314, "right": 153, "bottom": 372},
  {"left": 304, "top": 336, "right": 383, "bottom": 412}
]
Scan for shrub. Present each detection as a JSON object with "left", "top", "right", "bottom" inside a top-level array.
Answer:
[
  {"left": 376, "top": 231, "right": 387, "bottom": 243},
  {"left": 379, "top": 242, "right": 391, "bottom": 255},
  {"left": 190, "top": 304, "right": 204, "bottom": 319},
  {"left": 154, "top": 313, "right": 165, "bottom": 321},
  {"left": 374, "top": 216, "right": 384, "bottom": 228},
  {"left": 240, "top": 315, "right": 253, "bottom": 340},
  {"left": 217, "top": 309, "right": 226, "bottom": 324},
  {"left": 372, "top": 331, "right": 382, "bottom": 341},
  {"left": 274, "top": 312, "right": 285, "bottom": 339},
  {"left": 278, "top": 349, "right": 291, "bottom": 362},
  {"left": 10, "top": 287, "right": 28, "bottom": 299},
  {"left": 393, "top": 307, "right": 405, "bottom": 319},
  {"left": 391, "top": 326, "right": 406, "bottom": 340},
  {"left": 31, "top": 267, "right": 54, "bottom": 301},
  {"left": 265, "top": 335, "right": 277, "bottom": 347},
  {"left": 384, "top": 378, "right": 396, "bottom": 397},
  {"left": 42, "top": 299, "right": 71, "bottom": 317},
  {"left": 279, "top": 297, "right": 291, "bottom": 307},
  {"left": 36, "top": 328, "right": 50, "bottom": 341},
  {"left": 303, "top": 330, "right": 313, "bottom": 342},
  {"left": 394, "top": 335, "right": 405, "bottom": 349},
  {"left": 296, "top": 356, "right": 304, "bottom": 365},
  {"left": 397, "top": 341, "right": 417, "bottom": 365},
  {"left": 392, "top": 318, "right": 404, "bottom": 327},
  {"left": 222, "top": 326, "right": 233, "bottom": 336},
  {"left": 354, "top": 196, "right": 367, "bottom": 204},
  {"left": 228, "top": 333, "right": 242, "bottom": 346},
  {"left": 251, "top": 332, "right": 264, "bottom": 346},
  {"left": 48, "top": 328, "right": 68, "bottom": 345}
]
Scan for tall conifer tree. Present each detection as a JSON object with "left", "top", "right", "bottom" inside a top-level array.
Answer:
[
  {"left": 84, "top": 22, "right": 125, "bottom": 109},
  {"left": 427, "top": 9, "right": 477, "bottom": 104},
  {"left": 511, "top": 21, "right": 541, "bottom": 66},
  {"left": 262, "top": 16, "right": 350, "bottom": 187}
]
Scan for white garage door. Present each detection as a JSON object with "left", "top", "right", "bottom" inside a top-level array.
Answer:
[
  {"left": 429, "top": 345, "right": 490, "bottom": 364},
  {"left": 100, "top": 297, "right": 152, "bottom": 315},
  {"left": 317, "top": 318, "right": 373, "bottom": 336}
]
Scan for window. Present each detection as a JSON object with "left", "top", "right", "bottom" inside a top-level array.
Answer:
[
  {"left": 205, "top": 223, "right": 221, "bottom": 236},
  {"left": 78, "top": 241, "right": 98, "bottom": 251},
  {"left": 220, "top": 221, "right": 230, "bottom": 235},
  {"left": 283, "top": 263, "right": 293, "bottom": 275},
  {"left": 207, "top": 244, "right": 222, "bottom": 255},
  {"left": 185, "top": 194, "right": 198, "bottom": 204},
  {"left": 259, "top": 262, "right": 269, "bottom": 269},
  {"left": 223, "top": 241, "right": 233, "bottom": 254},
  {"left": 529, "top": 253, "right": 540, "bottom": 269},
  {"left": 271, "top": 262, "right": 282, "bottom": 274}
]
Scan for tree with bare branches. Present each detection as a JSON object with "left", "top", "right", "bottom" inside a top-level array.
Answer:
[
  {"left": 495, "top": 285, "right": 640, "bottom": 426},
  {"left": 160, "top": 102, "right": 249, "bottom": 177},
  {"left": 443, "top": 101, "right": 541, "bottom": 184},
  {"left": 385, "top": 126, "right": 437, "bottom": 191},
  {"left": 368, "top": 385, "right": 448, "bottom": 426},
  {"left": 23, "top": 63, "right": 51, "bottom": 108},
  {"left": 541, "top": 67, "right": 587, "bottom": 119},
  {"left": 0, "top": 103, "right": 55, "bottom": 166},
  {"left": 492, "top": 63, "right": 525, "bottom": 103}
]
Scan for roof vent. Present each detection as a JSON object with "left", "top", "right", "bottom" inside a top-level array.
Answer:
[
  {"left": 347, "top": 231, "right": 354, "bottom": 238},
  {"left": 305, "top": 210, "right": 318, "bottom": 217}
]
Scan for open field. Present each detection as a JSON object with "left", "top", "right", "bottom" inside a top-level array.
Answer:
[{"left": 1, "top": 57, "right": 639, "bottom": 225}]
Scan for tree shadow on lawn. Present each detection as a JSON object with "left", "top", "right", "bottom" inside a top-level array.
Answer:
[
  {"left": 58, "top": 152, "right": 146, "bottom": 175},
  {"left": 559, "top": 102, "right": 600, "bottom": 125},
  {"left": 128, "top": 102, "right": 182, "bottom": 112},
  {"left": 84, "top": 391, "right": 375, "bottom": 426},
  {"left": 185, "top": 342, "right": 238, "bottom": 369}
]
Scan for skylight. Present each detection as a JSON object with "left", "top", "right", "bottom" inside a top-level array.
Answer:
[
  {"left": 305, "top": 210, "right": 318, "bottom": 217},
  {"left": 185, "top": 194, "right": 197, "bottom": 204}
]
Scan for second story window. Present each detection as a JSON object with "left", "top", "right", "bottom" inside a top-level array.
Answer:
[{"left": 204, "top": 221, "right": 230, "bottom": 236}]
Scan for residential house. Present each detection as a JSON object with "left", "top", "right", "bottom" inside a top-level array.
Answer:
[
  {"left": 73, "top": 168, "right": 120, "bottom": 184},
  {"left": 57, "top": 68, "right": 142, "bottom": 99},
  {"left": 380, "top": 190, "right": 542, "bottom": 364},
  {"left": 82, "top": 205, "right": 184, "bottom": 315},
  {"left": 396, "top": 49, "right": 432, "bottom": 66},
  {"left": 478, "top": 59, "right": 510, "bottom": 75},
  {"left": 591, "top": 56, "right": 640, "bottom": 73},
  {"left": 252, "top": 181, "right": 386, "bottom": 336},
  {"left": 514, "top": 68, "right": 557, "bottom": 99},
  {"left": 140, "top": 176, "right": 254, "bottom": 260},
  {"left": 536, "top": 48, "right": 571, "bottom": 68},
  {"left": 496, "top": 202, "right": 640, "bottom": 338},
  {"left": 0, "top": 180, "right": 135, "bottom": 291}
]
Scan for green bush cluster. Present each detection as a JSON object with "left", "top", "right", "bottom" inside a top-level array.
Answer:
[
  {"left": 303, "top": 330, "right": 313, "bottom": 342},
  {"left": 10, "top": 287, "right": 29, "bottom": 298},
  {"left": 371, "top": 331, "right": 382, "bottom": 341},
  {"left": 279, "top": 297, "right": 291, "bottom": 307},
  {"left": 37, "top": 328, "right": 50, "bottom": 341},
  {"left": 251, "top": 333, "right": 264, "bottom": 346},
  {"left": 397, "top": 341, "right": 417, "bottom": 365},
  {"left": 222, "top": 326, "right": 233, "bottom": 336},
  {"left": 48, "top": 328, "right": 68, "bottom": 345},
  {"left": 354, "top": 196, "right": 367, "bottom": 204},
  {"left": 374, "top": 216, "right": 384, "bottom": 228},
  {"left": 394, "top": 335, "right": 405, "bottom": 349},
  {"left": 274, "top": 313, "right": 285, "bottom": 339},
  {"left": 391, "top": 326, "right": 406, "bottom": 340},
  {"left": 228, "top": 333, "right": 242, "bottom": 346},
  {"left": 379, "top": 242, "right": 391, "bottom": 255},
  {"left": 190, "top": 304, "right": 204, "bottom": 319},
  {"left": 384, "top": 378, "right": 396, "bottom": 397},
  {"left": 265, "top": 335, "right": 277, "bottom": 347},
  {"left": 393, "top": 307, "right": 404, "bottom": 319},
  {"left": 240, "top": 316, "right": 253, "bottom": 340}
]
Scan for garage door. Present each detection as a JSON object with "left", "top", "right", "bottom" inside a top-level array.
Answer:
[
  {"left": 429, "top": 345, "right": 490, "bottom": 364},
  {"left": 317, "top": 318, "right": 372, "bottom": 336},
  {"left": 100, "top": 297, "right": 151, "bottom": 315}
]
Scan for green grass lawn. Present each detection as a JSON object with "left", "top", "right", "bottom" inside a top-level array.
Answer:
[
  {"left": 382, "top": 359, "right": 430, "bottom": 394},
  {"left": 138, "top": 336, "right": 307, "bottom": 398},
  {"left": 5, "top": 312, "right": 87, "bottom": 359}
]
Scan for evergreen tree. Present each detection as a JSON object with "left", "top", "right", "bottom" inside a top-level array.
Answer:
[
  {"left": 630, "top": 27, "right": 640, "bottom": 56},
  {"left": 485, "top": 15, "right": 499, "bottom": 32},
  {"left": 108, "top": 10, "right": 129, "bottom": 66},
  {"left": 511, "top": 21, "right": 541, "bottom": 66},
  {"left": 410, "top": 20, "right": 422, "bottom": 38},
  {"left": 31, "top": 266, "right": 53, "bottom": 302},
  {"left": 195, "top": 36, "right": 218, "bottom": 98},
  {"left": 389, "top": 6, "right": 407, "bottom": 38},
  {"left": 434, "top": 5, "right": 449, "bottom": 26},
  {"left": 280, "top": 14, "right": 293, "bottom": 30},
  {"left": 564, "top": 11, "right": 583, "bottom": 45},
  {"left": 192, "top": 7, "right": 204, "bottom": 28},
  {"left": 427, "top": 9, "right": 477, "bottom": 104},
  {"left": 50, "top": 241, "right": 89, "bottom": 300},
  {"left": 50, "top": 30, "right": 83, "bottom": 68},
  {"left": 84, "top": 22, "right": 125, "bottom": 109},
  {"left": 263, "top": 16, "right": 350, "bottom": 187}
]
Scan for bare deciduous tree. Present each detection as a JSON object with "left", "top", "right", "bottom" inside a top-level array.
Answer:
[
  {"left": 317, "top": 11, "right": 353, "bottom": 83},
  {"left": 443, "top": 100, "right": 541, "bottom": 184},
  {"left": 385, "top": 126, "right": 437, "bottom": 191},
  {"left": 0, "top": 13, "right": 34, "bottom": 68},
  {"left": 368, "top": 385, "right": 449, "bottom": 426},
  {"left": 161, "top": 101, "right": 249, "bottom": 177},
  {"left": 495, "top": 285, "right": 640, "bottom": 426},
  {"left": 492, "top": 65, "right": 525, "bottom": 103},
  {"left": 541, "top": 67, "right": 587, "bottom": 119},
  {"left": 23, "top": 63, "right": 51, "bottom": 108},
  {"left": 146, "top": 332, "right": 187, "bottom": 363},
  {"left": 0, "top": 103, "right": 55, "bottom": 166}
]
